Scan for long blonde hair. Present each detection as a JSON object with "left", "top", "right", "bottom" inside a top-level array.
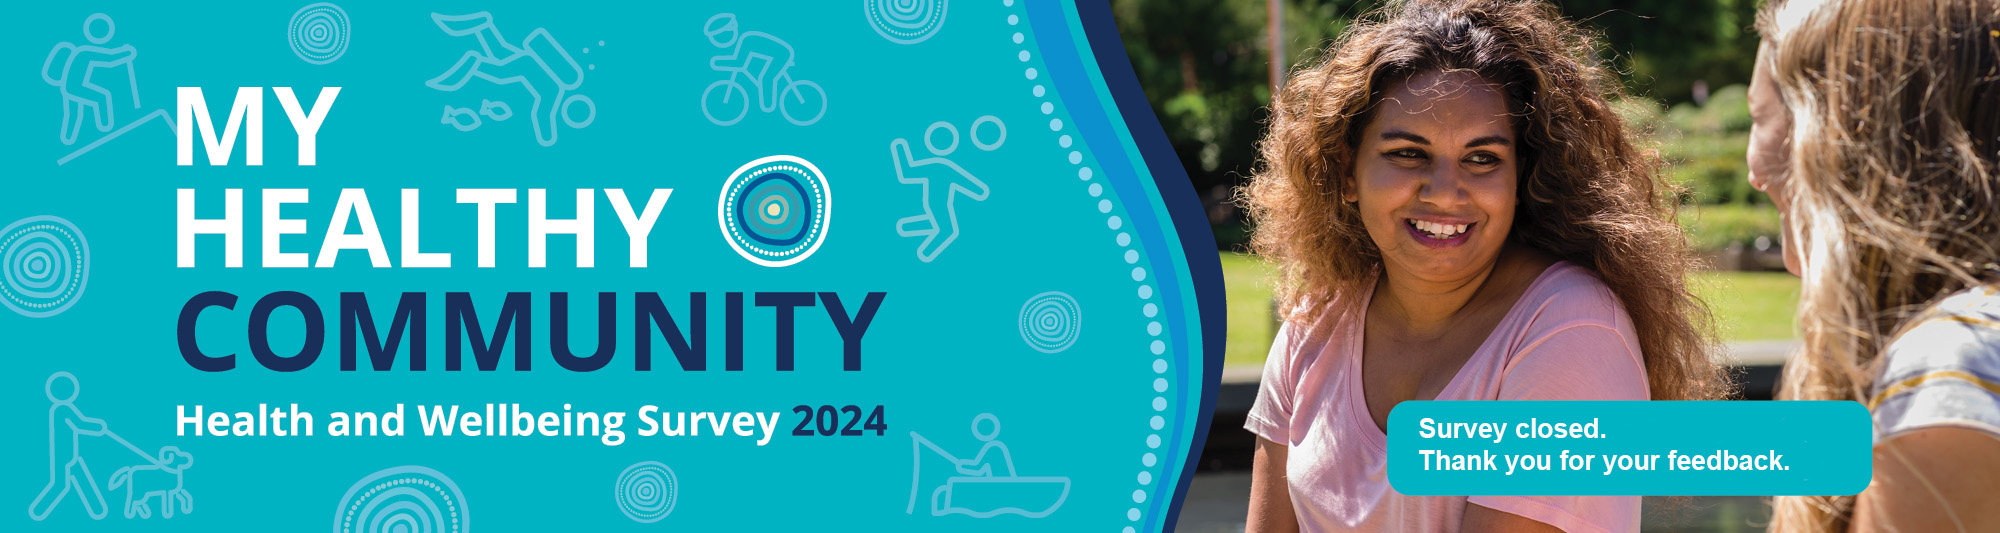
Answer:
[
  {"left": 1241, "top": 0, "right": 1725, "bottom": 402},
  {"left": 1760, "top": 0, "right": 2000, "bottom": 530}
]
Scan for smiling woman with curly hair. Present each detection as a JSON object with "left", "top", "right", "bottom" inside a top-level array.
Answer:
[{"left": 1237, "top": 0, "right": 1726, "bottom": 531}]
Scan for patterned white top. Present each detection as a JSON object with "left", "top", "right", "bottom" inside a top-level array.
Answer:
[{"left": 1871, "top": 284, "right": 2000, "bottom": 444}]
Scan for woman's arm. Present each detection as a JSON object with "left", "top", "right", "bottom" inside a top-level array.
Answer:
[
  {"left": 1247, "top": 436, "right": 1300, "bottom": 533},
  {"left": 1853, "top": 426, "right": 2000, "bottom": 532}
]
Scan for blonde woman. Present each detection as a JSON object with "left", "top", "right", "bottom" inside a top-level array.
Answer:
[
  {"left": 1240, "top": 0, "right": 1724, "bottom": 531},
  {"left": 1751, "top": 0, "right": 2000, "bottom": 531}
]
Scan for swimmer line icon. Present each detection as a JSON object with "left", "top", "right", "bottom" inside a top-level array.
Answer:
[{"left": 427, "top": 11, "right": 598, "bottom": 146}]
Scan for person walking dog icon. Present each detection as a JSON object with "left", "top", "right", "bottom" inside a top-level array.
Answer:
[{"left": 28, "top": 372, "right": 110, "bottom": 521}]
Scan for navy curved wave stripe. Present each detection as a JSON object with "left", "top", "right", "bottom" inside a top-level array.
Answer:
[
  {"left": 1022, "top": 9, "right": 1188, "bottom": 531},
  {"left": 733, "top": 172, "right": 813, "bottom": 246},
  {"left": 1032, "top": 2, "right": 1230, "bottom": 531}
]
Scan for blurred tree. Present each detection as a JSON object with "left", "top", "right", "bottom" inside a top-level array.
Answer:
[
  {"left": 1559, "top": 0, "right": 1760, "bottom": 104},
  {"left": 1111, "top": 0, "right": 1270, "bottom": 244},
  {"left": 1110, "top": 0, "right": 1762, "bottom": 248}
]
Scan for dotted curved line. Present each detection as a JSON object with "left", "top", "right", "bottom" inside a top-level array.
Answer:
[
  {"left": 1001, "top": 1, "right": 1171, "bottom": 529},
  {"left": 866, "top": 0, "right": 946, "bottom": 40},
  {"left": 721, "top": 163, "right": 828, "bottom": 259},
  {"left": 723, "top": 164, "right": 824, "bottom": 257},
  {"left": 341, "top": 476, "right": 461, "bottom": 533},
  {"left": 0, "top": 224, "right": 86, "bottom": 310},
  {"left": 1019, "top": 294, "right": 1082, "bottom": 351},
  {"left": 616, "top": 467, "right": 676, "bottom": 517}
]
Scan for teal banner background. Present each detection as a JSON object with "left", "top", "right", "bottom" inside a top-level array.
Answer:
[
  {"left": 1387, "top": 401, "right": 1873, "bottom": 496},
  {"left": 0, "top": 1, "right": 1221, "bottom": 530}
]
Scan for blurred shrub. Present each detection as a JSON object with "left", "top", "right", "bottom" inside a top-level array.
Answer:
[
  {"left": 1660, "top": 84, "right": 1763, "bottom": 206},
  {"left": 1679, "top": 203, "right": 1781, "bottom": 251},
  {"left": 1680, "top": 84, "right": 1754, "bottom": 132},
  {"left": 1624, "top": 84, "right": 1775, "bottom": 253}
]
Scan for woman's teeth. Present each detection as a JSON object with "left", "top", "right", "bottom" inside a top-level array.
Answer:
[{"left": 1408, "top": 219, "right": 1469, "bottom": 239}]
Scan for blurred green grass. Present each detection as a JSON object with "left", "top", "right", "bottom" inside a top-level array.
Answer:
[
  {"left": 1219, "top": 253, "right": 1799, "bottom": 365},
  {"left": 1221, "top": 253, "right": 1280, "bottom": 365},
  {"left": 1691, "top": 270, "right": 1800, "bottom": 343}
]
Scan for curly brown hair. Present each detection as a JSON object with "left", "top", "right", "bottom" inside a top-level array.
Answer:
[{"left": 1240, "top": 0, "right": 1726, "bottom": 402}]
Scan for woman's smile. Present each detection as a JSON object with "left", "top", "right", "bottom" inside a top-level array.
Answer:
[{"left": 1403, "top": 217, "right": 1477, "bottom": 248}]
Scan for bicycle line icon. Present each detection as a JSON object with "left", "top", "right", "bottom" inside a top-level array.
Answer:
[{"left": 701, "top": 13, "right": 827, "bottom": 127}]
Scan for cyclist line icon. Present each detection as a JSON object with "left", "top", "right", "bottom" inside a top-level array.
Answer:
[{"left": 702, "top": 13, "right": 827, "bottom": 126}]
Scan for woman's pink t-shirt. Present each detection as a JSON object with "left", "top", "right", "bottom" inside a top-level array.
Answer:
[{"left": 1245, "top": 262, "right": 1647, "bottom": 533}]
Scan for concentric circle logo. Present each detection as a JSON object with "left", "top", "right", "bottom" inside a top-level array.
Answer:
[
  {"left": 717, "top": 155, "right": 832, "bottom": 267},
  {"left": 289, "top": 3, "right": 351, "bottom": 65},
  {"left": 1019, "top": 291, "right": 1082, "bottom": 353},
  {"left": 332, "top": 466, "right": 468, "bottom": 533},
  {"left": 864, "top": 0, "right": 948, "bottom": 45},
  {"left": 613, "top": 461, "right": 678, "bottom": 523},
  {"left": 1, "top": 216, "right": 89, "bottom": 319}
]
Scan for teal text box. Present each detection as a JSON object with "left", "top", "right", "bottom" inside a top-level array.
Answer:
[{"left": 1386, "top": 401, "right": 1871, "bottom": 496}]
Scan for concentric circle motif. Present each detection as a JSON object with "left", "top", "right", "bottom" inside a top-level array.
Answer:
[
  {"left": 863, "top": 0, "right": 948, "bottom": 45},
  {"left": 614, "top": 461, "right": 678, "bottom": 523},
  {"left": 332, "top": 466, "right": 468, "bottom": 533},
  {"left": 1, "top": 216, "right": 89, "bottom": 319},
  {"left": 716, "top": 155, "right": 832, "bottom": 267},
  {"left": 1019, "top": 291, "right": 1083, "bottom": 353},
  {"left": 289, "top": 3, "right": 351, "bottom": 65}
]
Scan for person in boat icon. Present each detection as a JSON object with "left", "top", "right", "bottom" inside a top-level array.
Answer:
[{"left": 907, "top": 414, "right": 1071, "bottom": 519}]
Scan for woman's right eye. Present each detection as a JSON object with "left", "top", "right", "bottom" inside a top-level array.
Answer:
[{"left": 1386, "top": 148, "right": 1426, "bottom": 161}]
